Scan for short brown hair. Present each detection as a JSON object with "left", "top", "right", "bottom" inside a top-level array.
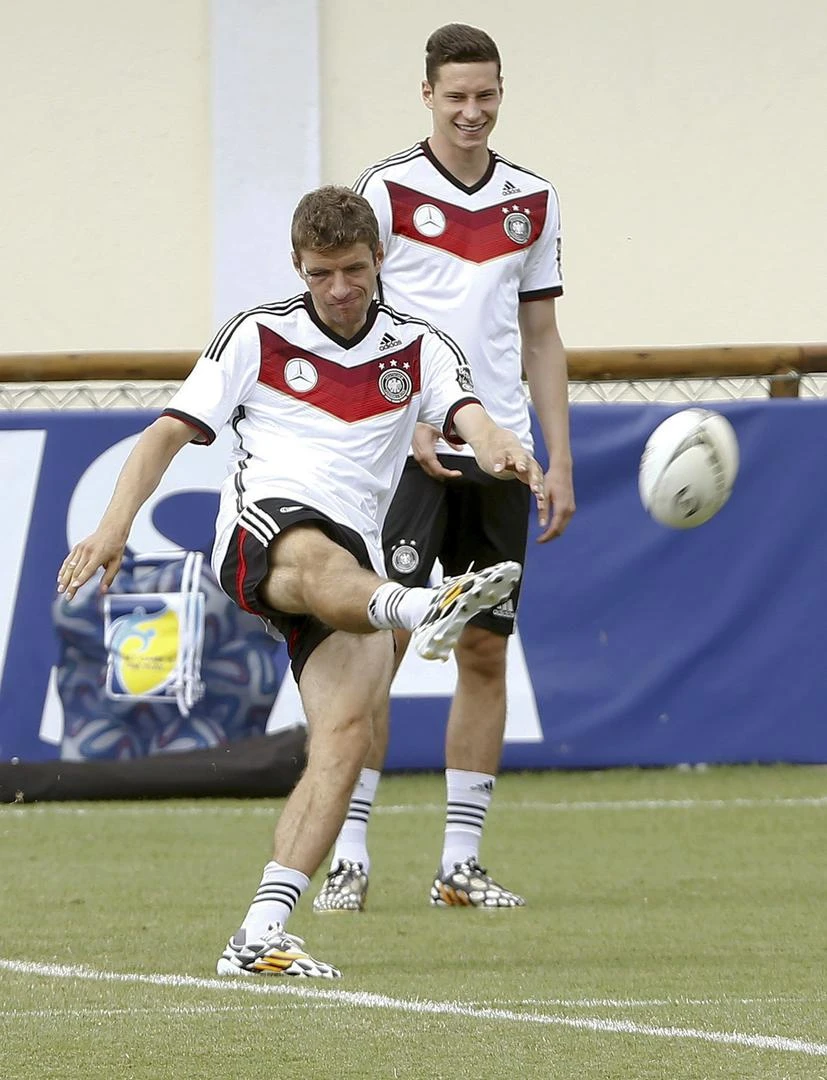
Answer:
[
  {"left": 425, "top": 23, "right": 501, "bottom": 85},
  {"left": 291, "top": 186, "right": 380, "bottom": 255}
]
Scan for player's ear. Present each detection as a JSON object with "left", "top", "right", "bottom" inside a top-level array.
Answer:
[
  {"left": 291, "top": 251, "right": 303, "bottom": 279},
  {"left": 421, "top": 79, "right": 433, "bottom": 110},
  {"left": 374, "top": 243, "right": 384, "bottom": 272}
]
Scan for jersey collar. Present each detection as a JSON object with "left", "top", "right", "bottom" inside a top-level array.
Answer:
[
  {"left": 420, "top": 139, "right": 496, "bottom": 194},
  {"left": 303, "top": 293, "right": 380, "bottom": 350}
]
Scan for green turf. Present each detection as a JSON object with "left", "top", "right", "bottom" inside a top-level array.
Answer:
[{"left": 1, "top": 765, "right": 825, "bottom": 1079}]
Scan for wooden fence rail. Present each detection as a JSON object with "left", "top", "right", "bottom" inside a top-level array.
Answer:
[{"left": 1, "top": 344, "right": 826, "bottom": 397}]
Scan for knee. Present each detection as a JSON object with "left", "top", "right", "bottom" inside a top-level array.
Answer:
[{"left": 455, "top": 628, "right": 508, "bottom": 682}]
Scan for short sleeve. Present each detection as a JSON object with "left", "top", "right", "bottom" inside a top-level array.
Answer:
[
  {"left": 354, "top": 170, "right": 393, "bottom": 252},
  {"left": 519, "top": 186, "right": 563, "bottom": 301},
  {"left": 162, "top": 315, "right": 260, "bottom": 444},
  {"left": 417, "top": 329, "right": 480, "bottom": 444}
]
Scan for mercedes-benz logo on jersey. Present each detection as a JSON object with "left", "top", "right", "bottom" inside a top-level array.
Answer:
[
  {"left": 391, "top": 539, "right": 420, "bottom": 575},
  {"left": 378, "top": 367, "right": 413, "bottom": 403},
  {"left": 413, "top": 204, "right": 446, "bottom": 238},
  {"left": 502, "top": 209, "right": 532, "bottom": 245},
  {"left": 284, "top": 358, "right": 318, "bottom": 393}
]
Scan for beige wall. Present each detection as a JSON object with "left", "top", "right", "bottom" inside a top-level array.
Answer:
[
  {"left": 321, "top": 0, "right": 827, "bottom": 347},
  {"left": 2, "top": 1, "right": 824, "bottom": 353},
  {"left": 1, "top": 1, "right": 210, "bottom": 352}
]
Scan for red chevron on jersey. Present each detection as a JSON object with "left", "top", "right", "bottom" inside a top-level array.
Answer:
[
  {"left": 386, "top": 181, "right": 549, "bottom": 263},
  {"left": 256, "top": 324, "right": 422, "bottom": 423}
]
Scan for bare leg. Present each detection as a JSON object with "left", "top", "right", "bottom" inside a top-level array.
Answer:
[
  {"left": 368, "top": 613, "right": 510, "bottom": 772},
  {"left": 365, "top": 626, "right": 507, "bottom": 831},
  {"left": 343, "top": 625, "right": 507, "bottom": 812},
  {"left": 272, "top": 628, "right": 394, "bottom": 876},
  {"left": 216, "top": 628, "right": 393, "bottom": 976},
  {"left": 446, "top": 626, "right": 508, "bottom": 772},
  {"left": 362, "top": 629, "right": 409, "bottom": 768},
  {"left": 259, "top": 524, "right": 386, "bottom": 632},
  {"left": 431, "top": 625, "right": 524, "bottom": 906}
]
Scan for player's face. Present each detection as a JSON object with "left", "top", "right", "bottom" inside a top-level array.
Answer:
[
  {"left": 423, "top": 62, "right": 503, "bottom": 154},
  {"left": 294, "top": 242, "right": 383, "bottom": 339}
]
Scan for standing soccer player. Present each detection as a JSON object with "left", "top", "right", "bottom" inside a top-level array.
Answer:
[{"left": 314, "top": 25, "right": 575, "bottom": 914}]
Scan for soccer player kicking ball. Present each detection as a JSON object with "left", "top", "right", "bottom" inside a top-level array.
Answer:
[
  {"left": 315, "top": 24, "right": 576, "bottom": 916},
  {"left": 57, "top": 186, "right": 547, "bottom": 979}
]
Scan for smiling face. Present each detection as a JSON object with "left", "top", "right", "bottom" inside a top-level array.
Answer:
[
  {"left": 293, "top": 242, "right": 383, "bottom": 339},
  {"left": 423, "top": 61, "right": 503, "bottom": 159}
]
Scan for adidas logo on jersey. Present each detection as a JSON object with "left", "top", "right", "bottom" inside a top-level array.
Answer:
[
  {"left": 502, "top": 180, "right": 521, "bottom": 196},
  {"left": 378, "top": 332, "right": 402, "bottom": 352}
]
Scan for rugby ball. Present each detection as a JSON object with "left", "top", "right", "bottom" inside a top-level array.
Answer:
[{"left": 638, "top": 408, "right": 739, "bottom": 529}]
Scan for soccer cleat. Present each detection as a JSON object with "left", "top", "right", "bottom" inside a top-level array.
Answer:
[
  {"left": 312, "top": 859, "right": 369, "bottom": 913},
  {"left": 216, "top": 923, "right": 341, "bottom": 978},
  {"left": 430, "top": 857, "right": 526, "bottom": 908},
  {"left": 412, "top": 561, "right": 522, "bottom": 661}
]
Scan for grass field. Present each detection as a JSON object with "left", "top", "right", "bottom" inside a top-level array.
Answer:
[{"left": 1, "top": 765, "right": 826, "bottom": 1079}]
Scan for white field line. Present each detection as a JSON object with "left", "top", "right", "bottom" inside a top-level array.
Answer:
[
  {"left": 5, "top": 997, "right": 816, "bottom": 1016},
  {"left": 2, "top": 959, "right": 826, "bottom": 1058},
  {"left": 0, "top": 1002, "right": 335, "bottom": 1020},
  {"left": 480, "top": 996, "right": 824, "bottom": 1008},
  {"left": 380, "top": 796, "right": 827, "bottom": 815},
  {"left": 2, "top": 796, "right": 826, "bottom": 819}
]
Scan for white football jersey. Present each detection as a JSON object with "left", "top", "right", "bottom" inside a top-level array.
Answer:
[
  {"left": 163, "top": 295, "right": 479, "bottom": 577},
  {"left": 355, "top": 141, "right": 563, "bottom": 454}
]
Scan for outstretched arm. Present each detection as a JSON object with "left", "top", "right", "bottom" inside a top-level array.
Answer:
[
  {"left": 452, "top": 403, "right": 548, "bottom": 529},
  {"left": 57, "top": 416, "right": 196, "bottom": 599}
]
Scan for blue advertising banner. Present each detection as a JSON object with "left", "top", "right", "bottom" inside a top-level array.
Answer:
[{"left": 1, "top": 400, "right": 825, "bottom": 769}]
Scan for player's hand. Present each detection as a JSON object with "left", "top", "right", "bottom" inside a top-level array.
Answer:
[
  {"left": 536, "top": 460, "right": 575, "bottom": 543},
  {"left": 491, "top": 448, "right": 549, "bottom": 529},
  {"left": 57, "top": 526, "right": 129, "bottom": 600},
  {"left": 411, "top": 423, "right": 463, "bottom": 481}
]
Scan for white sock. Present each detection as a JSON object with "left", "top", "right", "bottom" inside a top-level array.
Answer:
[
  {"left": 239, "top": 860, "right": 309, "bottom": 939},
  {"left": 331, "top": 767, "right": 381, "bottom": 873},
  {"left": 367, "top": 581, "right": 433, "bottom": 630},
  {"left": 441, "top": 769, "right": 495, "bottom": 876}
]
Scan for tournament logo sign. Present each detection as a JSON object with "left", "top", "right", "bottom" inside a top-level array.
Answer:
[{"left": 107, "top": 603, "right": 181, "bottom": 697}]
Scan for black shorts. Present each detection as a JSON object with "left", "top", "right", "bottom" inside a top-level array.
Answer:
[
  {"left": 217, "top": 498, "right": 374, "bottom": 682},
  {"left": 382, "top": 456, "right": 530, "bottom": 636}
]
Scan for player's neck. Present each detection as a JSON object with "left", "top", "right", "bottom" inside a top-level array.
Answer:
[{"left": 426, "top": 135, "right": 490, "bottom": 188}]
